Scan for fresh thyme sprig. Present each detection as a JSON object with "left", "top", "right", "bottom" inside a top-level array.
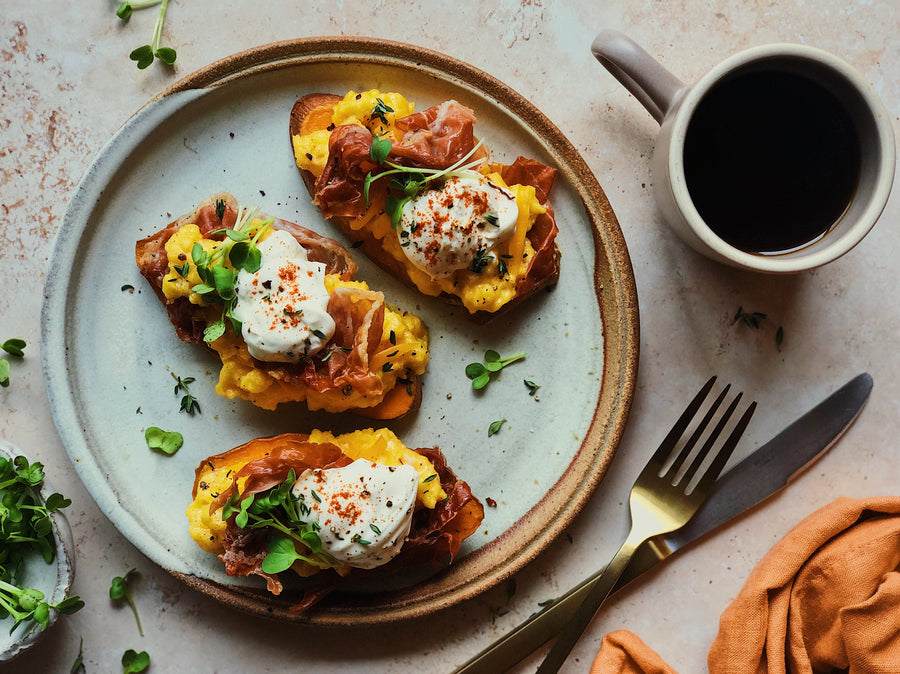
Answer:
[
  {"left": 116, "top": 0, "right": 177, "bottom": 70},
  {"left": 221, "top": 469, "right": 333, "bottom": 573},
  {"left": 732, "top": 306, "right": 767, "bottom": 329},
  {"left": 190, "top": 205, "right": 273, "bottom": 342},
  {"left": 465, "top": 350, "right": 526, "bottom": 390},
  {"left": 369, "top": 98, "right": 394, "bottom": 126},
  {"left": 171, "top": 372, "right": 200, "bottom": 415}
]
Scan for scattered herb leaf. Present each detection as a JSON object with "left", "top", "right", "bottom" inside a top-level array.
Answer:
[
  {"left": 144, "top": 427, "right": 183, "bottom": 456},
  {"left": 369, "top": 135, "right": 392, "bottom": 164},
  {"left": 0, "top": 339, "right": 26, "bottom": 358},
  {"left": 0, "top": 359, "right": 9, "bottom": 388},
  {"left": 370, "top": 98, "right": 394, "bottom": 126},
  {"left": 121, "top": 648, "right": 150, "bottom": 674},
  {"left": 488, "top": 419, "right": 506, "bottom": 436},
  {"left": 469, "top": 246, "right": 493, "bottom": 274},
  {"left": 110, "top": 568, "right": 143, "bottom": 636},
  {"left": 732, "top": 306, "right": 767, "bottom": 329},
  {"left": 70, "top": 637, "right": 85, "bottom": 673},
  {"left": 524, "top": 380, "right": 540, "bottom": 396}
]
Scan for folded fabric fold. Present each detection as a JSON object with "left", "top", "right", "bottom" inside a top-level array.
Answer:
[{"left": 590, "top": 497, "right": 900, "bottom": 674}]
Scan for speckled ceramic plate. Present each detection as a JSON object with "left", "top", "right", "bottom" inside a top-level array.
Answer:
[
  {"left": 41, "top": 37, "right": 638, "bottom": 625},
  {"left": 0, "top": 439, "right": 76, "bottom": 661}
]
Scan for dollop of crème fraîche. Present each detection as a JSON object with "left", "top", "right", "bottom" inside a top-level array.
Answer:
[
  {"left": 291, "top": 458, "right": 419, "bottom": 570},
  {"left": 232, "top": 230, "right": 335, "bottom": 362},
  {"left": 398, "top": 174, "right": 518, "bottom": 278}
]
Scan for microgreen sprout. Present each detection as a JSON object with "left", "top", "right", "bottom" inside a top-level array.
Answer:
[
  {"left": 171, "top": 372, "right": 200, "bottom": 415},
  {"left": 121, "top": 648, "right": 150, "bottom": 673},
  {"left": 0, "top": 338, "right": 26, "bottom": 388},
  {"left": 0, "top": 455, "right": 83, "bottom": 633},
  {"left": 70, "top": 637, "right": 85, "bottom": 673},
  {"left": 363, "top": 138, "right": 487, "bottom": 229},
  {"left": 110, "top": 568, "right": 143, "bottom": 636},
  {"left": 190, "top": 205, "right": 273, "bottom": 342},
  {"left": 465, "top": 350, "right": 527, "bottom": 390},
  {"left": 220, "top": 470, "right": 333, "bottom": 574},
  {"left": 1, "top": 339, "right": 25, "bottom": 358},
  {"left": 144, "top": 427, "right": 183, "bottom": 456},
  {"left": 117, "top": 0, "right": 177, "bottom": 70}
]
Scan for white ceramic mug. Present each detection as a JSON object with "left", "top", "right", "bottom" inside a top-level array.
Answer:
[{"left": 591, "top": 30, "right": 895, "bottom": 273}]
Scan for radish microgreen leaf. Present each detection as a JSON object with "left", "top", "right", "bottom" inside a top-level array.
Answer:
[
  {"left": 144, "top": 427, "right": 183, "bottom": 455},
  {"left": 116, "top": 0, "right": 176, "bottom": 71},
  {"left": 121, "top": 648, "right": 150, "bottom": 673},
  {"left": 465, "top": 350, "right": 526, "bottom": 390},
  {"left": 110, "top": 568, "right": 143, "bottom": 636}
]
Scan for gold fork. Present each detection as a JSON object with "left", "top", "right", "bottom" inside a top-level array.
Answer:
[{"left": 534, "top": 376, "right": 756, "bottom": 673}]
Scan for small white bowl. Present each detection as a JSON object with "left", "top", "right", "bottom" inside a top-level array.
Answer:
[{"left": 0, "top": 439, "right": 76, "bottom": 662}]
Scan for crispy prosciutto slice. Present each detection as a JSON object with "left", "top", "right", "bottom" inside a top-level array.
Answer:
[{"left": 313, "top": 101, "right": 480, "bottom": 220}]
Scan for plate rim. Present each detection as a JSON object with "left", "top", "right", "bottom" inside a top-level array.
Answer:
[{"left": 43, "top": 35, "right": 639, "bottom": 625}]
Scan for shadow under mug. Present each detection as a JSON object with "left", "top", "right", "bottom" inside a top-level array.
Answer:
[{"left": 591, "top": 30, "right": 895, "bottom": 273}]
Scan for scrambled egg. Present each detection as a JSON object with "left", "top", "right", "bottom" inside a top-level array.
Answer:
[
  {"left": 185, "top": 428, "right": 446, "bottom": 563},
  {"left": 162, "top": 223, "right": 429, "bottom": 411},
  {"left": 291, "top": 89, "right": 546, "bottom": 315}
]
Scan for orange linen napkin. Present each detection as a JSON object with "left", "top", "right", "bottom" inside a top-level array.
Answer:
[{"left": 589, "top": 497, "right": 900, "bottom": 674}]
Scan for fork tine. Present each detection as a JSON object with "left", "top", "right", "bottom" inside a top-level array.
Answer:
[
  {"left": 681, "top": 391, "right": 744, "bottom": 486},
  {"left": 693, "top": 399, "right": 757, "bottom": 493},
  {"left": 648, "top": 376, "right": 717, "bottom": 470},
  {"left": 666, "top": 384, "right": 731, "bottom": 479}
]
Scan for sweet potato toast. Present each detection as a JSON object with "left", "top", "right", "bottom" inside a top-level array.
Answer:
[
  {"left": 289, "top": 90, "right": 561, "bottom": 323},
  {"left": 135, "top": 192, "right": 428, "bottom": 418},
  {"left": 186, "top": 429, "right": 484, "bottom": 613}
]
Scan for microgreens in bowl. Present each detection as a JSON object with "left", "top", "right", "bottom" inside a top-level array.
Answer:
[{"left": 0, "top": 455, "right": 83, "bottom": 634}]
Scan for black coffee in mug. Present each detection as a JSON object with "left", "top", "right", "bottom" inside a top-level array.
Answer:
[{"left": 683, "top": 69, "right": 861, "bottom": 255}]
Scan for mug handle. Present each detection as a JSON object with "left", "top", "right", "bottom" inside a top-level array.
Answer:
[{"left": 591, "top": 30, "right": 685, "bottom": 124}]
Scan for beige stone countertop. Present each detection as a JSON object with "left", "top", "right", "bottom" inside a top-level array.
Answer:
[{"left": 2, "top": 1, "right": 898, "bottom": 672}]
